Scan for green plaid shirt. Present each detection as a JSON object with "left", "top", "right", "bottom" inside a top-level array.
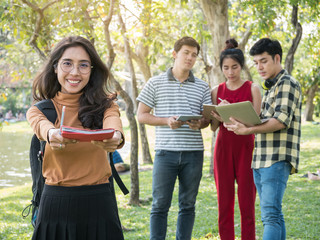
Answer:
[{"left": 252, "top": 70, "right": 302, "bottom": 174}]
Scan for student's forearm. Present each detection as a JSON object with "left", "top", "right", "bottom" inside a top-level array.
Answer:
[
  {"left": 210, "top": 118, "right": 220, "bottom": 132},
  {"left": 137, "top": 112, "right": 169, "bottom": 126},
  {"left": 247, "top": 118, "right": 286, "bottom": 134}
]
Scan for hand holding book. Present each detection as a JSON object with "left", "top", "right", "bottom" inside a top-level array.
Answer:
[
  {"left": 91, "top": 130, "right": 123, "bottom": 153},
  {"left": 203, "top": 101, "right": 262, "bottom": 126}
]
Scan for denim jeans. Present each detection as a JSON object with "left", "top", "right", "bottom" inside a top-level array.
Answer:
[
  {"left": 253, "top": 161, "right": 292, "bottom": 240},
  {"left": 150, "top": 150, "right": 204, "bottom": 240}
]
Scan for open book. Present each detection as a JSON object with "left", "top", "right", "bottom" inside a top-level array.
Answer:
[
  {"left": 203, "top": 101, "right": 262, "bottom": 126},
  {"left": 61, "top": 126, "right": 115, "bottom": 141}
]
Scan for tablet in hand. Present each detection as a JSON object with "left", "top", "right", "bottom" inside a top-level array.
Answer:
[{"left": 176, "top": 115, "right": 202, "bottom": 121}]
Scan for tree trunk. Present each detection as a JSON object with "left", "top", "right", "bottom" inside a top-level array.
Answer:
[
  {"left": 103, "top": 0, "right": 116, "bottom": 70},
  {"left": 109, "top": 73, "right": 140, "bottom": 205},
  {"left": 285, "top": 5, "right": 302, "bottom": 75},
  {"left": 102, "top": 1, "right": 139, "bottom": 205},
  {"left": 118, "top": 13, "right": 153, "bottom": 165},
  {"left": 135, "top": 0, "right": 153, "bottom": 164},
  {"left": 133, "top": 50, "right": 153, "bottom": 164},
  {"left": 199, "top": 0, "right": 229, "bottom": 86},
  {"left": 239, "top": 30, "right": 253, "bottom": 82},
  {"left": 139, "top": 123, "right": 153, "bottom": 164},
  {"left": 132, "top": 50, "right": 152, "bottom": 82},
  {"left": 117, "top": 19, "right": 140, "bottom": 206},
  {"left": 200, "top": 35, "right": 216, "bottom": 175},
  {"left": 200, "top": 35, "right": 215, "bottom": 87},
  {"left": 304, "top": 84, "right": 318, "bottom": 121},
  {"left": 200, "top": 0, "right": 229, "bottom": 173},
  {"left": 130, "top": 1, "right": 153, "bottom": 164}
]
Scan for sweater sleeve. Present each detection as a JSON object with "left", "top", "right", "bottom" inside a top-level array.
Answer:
[
  {"left": 103, "top": 101, "right": 125, "bottom": 148},
  {"left": 27, "top": 105, "right": 56, "bottom": 141}
]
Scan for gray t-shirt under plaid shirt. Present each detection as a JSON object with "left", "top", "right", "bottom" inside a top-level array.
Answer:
[
  {"left": 253, "top": 69, "right": 302, "bottom": 173},
  {"left": 137, "top": 68, "right": 212, "bottom": 151}
]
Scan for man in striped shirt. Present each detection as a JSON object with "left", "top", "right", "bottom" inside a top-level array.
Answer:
[
  {"left": 224, "top": 38, "right": 302, "bottom": 240},
  {"left": 137, "top": 36, "right": 211, "bottom": 240}
]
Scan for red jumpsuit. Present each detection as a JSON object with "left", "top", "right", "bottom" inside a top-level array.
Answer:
[{"left": 214, "top": 81, "right": 256, "bottom": 240}]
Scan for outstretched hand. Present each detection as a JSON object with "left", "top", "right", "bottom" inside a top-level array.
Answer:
[
  {"left": 48, "top": 128, "right": 78, "bottom": 150},
  {"left": 91, "top": 130, "right": 123, "bottom": 152}
]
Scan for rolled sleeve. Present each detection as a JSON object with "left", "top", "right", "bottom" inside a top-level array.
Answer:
[
  {"left": 273, "top": 80, "right": 300, "bottom": 127},
  {"left": 103, "top": 101, "right": 125, "bottom": 148},
  {"left": 136, "top": 80, "right": 155, "bottom": 109}
]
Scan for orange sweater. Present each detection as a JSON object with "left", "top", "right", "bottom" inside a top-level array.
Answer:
[{"left": 27, "top": 92, "right": 124, "bottom": 186}]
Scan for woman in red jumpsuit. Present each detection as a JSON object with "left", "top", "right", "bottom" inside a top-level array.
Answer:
[{"left": 210, "top": 39, "right": 261, "bottom": 240}]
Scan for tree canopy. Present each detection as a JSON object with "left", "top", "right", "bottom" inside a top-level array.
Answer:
[{"left": 1, "top": 0, "right": 319, "bottom": 204}]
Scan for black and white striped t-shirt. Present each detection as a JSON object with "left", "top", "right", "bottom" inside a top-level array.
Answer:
[{"left": 137, "top": 68, "right": 212, "bottom": 151}]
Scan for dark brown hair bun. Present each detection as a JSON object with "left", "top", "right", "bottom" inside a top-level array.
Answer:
[
  {"left": 220, "top": 38, "right": 244, "bottom": 69},
  {"left": 224, "top": 38, "right": 238, "bottom": 50}
]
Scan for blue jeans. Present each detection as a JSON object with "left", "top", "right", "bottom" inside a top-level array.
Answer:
[
  {"left": 253, "top": 161, "right": 292, "bottom": 240},
  {"left": 150, "top": 150, "right": 204, "bottom": 240}
]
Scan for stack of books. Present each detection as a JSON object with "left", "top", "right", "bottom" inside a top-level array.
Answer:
[{"left": 61, "top": 126, "right": 115, "bottom": 141}]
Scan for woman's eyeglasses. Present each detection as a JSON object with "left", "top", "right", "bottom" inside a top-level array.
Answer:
[{"left": 59, "top": 60, "right": 93, "bottom": 74}]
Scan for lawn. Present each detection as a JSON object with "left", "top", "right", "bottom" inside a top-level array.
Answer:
[{"left": 0, "top": 119, "right": 319, "bottom": 239}]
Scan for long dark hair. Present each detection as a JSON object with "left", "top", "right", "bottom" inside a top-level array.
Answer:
[
  {"left": 219, "top": 38, "right": 245, "bottom": 69},
  {"left": 32, "top": 36, "right": 115, "bottom": 129}
]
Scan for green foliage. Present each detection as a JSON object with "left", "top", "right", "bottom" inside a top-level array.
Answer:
[
  {"left": 240, "top": 0, "right": 320, "bottom": 38},
  {"left": 1, "top": 0, "right": 55, "bottom": 53},
  {"left": 0, "top": 88, "right": 31, "bottom": 116},
  {"left": 292, "top": 25, "right": 320, "bottom": 110},
  {"left": 114, "top": 0, "right": 210, "bottom": 76},
  {"left": 1, "top": 2, "right": 46, "bottom": 86},
  {"left": 1, "top": 0, "right": 319, "bottom": 105}
]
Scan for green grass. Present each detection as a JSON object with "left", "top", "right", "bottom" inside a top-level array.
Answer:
[
  {"left": 0, "top": 120, "right": 319, "bottom": 239},
  {"left": 0, "top": 121, "right": 33, "bottom": 133}
]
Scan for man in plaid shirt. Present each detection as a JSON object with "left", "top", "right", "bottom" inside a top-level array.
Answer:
[{"left": 224, "top": 38, "right": 302, "bottom": 240}]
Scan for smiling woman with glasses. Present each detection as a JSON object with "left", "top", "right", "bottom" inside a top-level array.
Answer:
[{"left": 27, "top": 36, "right": 125, "bottom": 240}]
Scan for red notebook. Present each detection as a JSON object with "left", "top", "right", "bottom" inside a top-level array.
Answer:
[{"left": 61, "top": 126, "right": 115, "bottom": 141}]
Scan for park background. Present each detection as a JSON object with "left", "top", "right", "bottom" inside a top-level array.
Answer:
[{"left": 0, "top": 0, "right": 320, "bottom": 239}]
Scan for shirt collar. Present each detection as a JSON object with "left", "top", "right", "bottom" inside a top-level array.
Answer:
[
  {"left": 166, "top": 67, "right": 195, "bottom": 83},
  {"left": 269, "top": 69, "right": 286, "bottom": 85}
]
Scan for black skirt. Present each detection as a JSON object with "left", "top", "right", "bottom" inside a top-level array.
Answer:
[{"left": 32, "top": 183, "right": 124, "bottom": 240}]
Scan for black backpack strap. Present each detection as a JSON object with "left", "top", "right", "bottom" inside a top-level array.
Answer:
[
  {"left": 109, "top": 152, "right": 129, "bottom": 195},
  {"left": 33, "top": 99, "right": 57, "bottom": 200},
  {"left": 35, "top": 99, "right": 57, "bottom": 191},
  {"left": 35, "top": 100, "right": 57, "bottom": 155},
  {"left": 35, "top": 99, "right": 57, "bottom": 125},
  {"left": 23, "top": 99, "right": 57, "bottom": 227}
]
